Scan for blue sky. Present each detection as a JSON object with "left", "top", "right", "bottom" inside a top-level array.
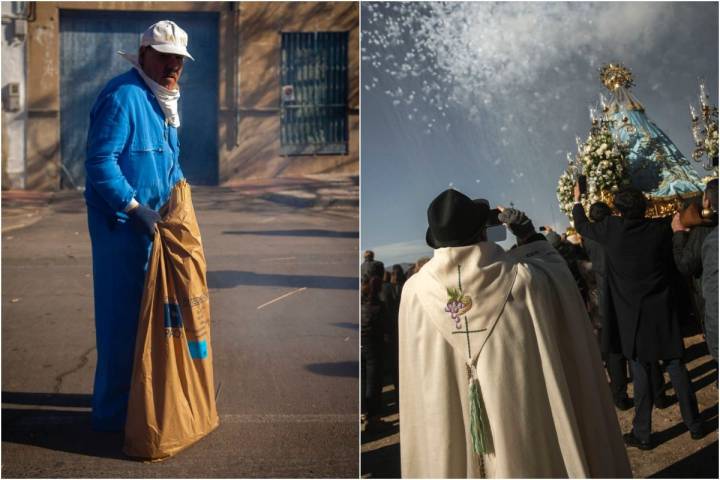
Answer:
[{"left": 360, "top": 2, "right": 718, "bottom": 265}]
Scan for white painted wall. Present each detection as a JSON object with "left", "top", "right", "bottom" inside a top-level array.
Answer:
[{"left": 1, "top": 2, "right": 27, "bottom": 189}]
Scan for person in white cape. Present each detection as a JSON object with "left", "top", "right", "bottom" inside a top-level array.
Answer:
[{"left": 398, "top": 189, "right": 632, "bottom": 478}]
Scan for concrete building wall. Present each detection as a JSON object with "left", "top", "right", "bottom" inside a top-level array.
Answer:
[
  {"left": 22, "top": 1, "right": 358, "bottom": 191},
  {"left": 1, "top": 2, "right": 28, "bottom": 189},
  {"left": 221, "top": 2, "right": 359, "bottom": 182}
]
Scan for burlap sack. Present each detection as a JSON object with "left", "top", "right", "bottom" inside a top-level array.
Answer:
[{"left": 124, "top": 180, "right": 219, "bottom": 460}]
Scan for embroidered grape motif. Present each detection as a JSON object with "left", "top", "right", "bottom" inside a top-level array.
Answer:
[{"left": 445, "top": 287, "right": 473, "bottom": 329}]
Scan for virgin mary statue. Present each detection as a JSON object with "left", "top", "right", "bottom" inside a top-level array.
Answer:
[{"left": 600, "top": 64, "right": 704, "bottom": 206}]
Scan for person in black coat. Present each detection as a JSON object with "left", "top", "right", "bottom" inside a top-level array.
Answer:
[
  {"left": 702, "top": 226, "right": 718, "bottom": 363},
  {"left": 378, "top": 270, "right": 398, "bottom": 393},
  {"left": 361, "top": 250, "right": 385, "bottom": 280},
  {"left": 572, "top": 184, "right": 704, "bottom": 449},
  {"left": 545, "top": 229, "right": 591, "bottom": 307},
  {"left": 672, "top": 179, "right": 719, "bottom": 349},
  {"left": 701, "top": 179, "right": 719, "bottom": 363},
  {"left": 361, "top": 274, "right": 387, "bottom": 429},
  {"left": 581, "top": 202, "right": 670, "bottom": 412},
  {"left": 582, "top": 202, "right": 631, "bottom": 410}
]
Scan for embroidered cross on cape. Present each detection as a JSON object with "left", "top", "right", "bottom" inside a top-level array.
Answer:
[{"left": 420, "top": 249, "right": 518, "bottom": 462}]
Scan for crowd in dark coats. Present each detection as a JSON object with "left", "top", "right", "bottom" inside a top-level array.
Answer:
[
  {"left": 360, "top": 251, "right": 407, "bottom": 428},
  {"left": 702, "top": 228, "right": 718, "bottom": 362},
  {"left": 567, "top": 178, "right": 718, "bottom": 449},
  {"left": 361, "top": 271, "right": 385, "bottom": 422},
  {"left": 361, "top": 179, "right": 718, "bottom": 446},
  {"left": 670, "top": 180, "right": 719, "bottom": 363}
]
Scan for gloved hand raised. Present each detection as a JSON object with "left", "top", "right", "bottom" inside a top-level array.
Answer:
[
  {"left": 128, "top": 204, "right": 161, "bottom": 238},
  {"left": 497, "top": 207, "right": 536, "bottom": 241}
]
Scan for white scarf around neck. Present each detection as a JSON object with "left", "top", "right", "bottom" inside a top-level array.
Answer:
[{"left": 118, "top": 51, "right": 181, "bottom": 128}]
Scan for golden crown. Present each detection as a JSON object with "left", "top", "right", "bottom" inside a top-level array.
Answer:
[{"left": 600, "top": 63, "right": 635, "bottom": 91}]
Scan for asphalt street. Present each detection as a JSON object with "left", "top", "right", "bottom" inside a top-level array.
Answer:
[{"left": 2, "top": 179, "right": 359, "bottom": 478}]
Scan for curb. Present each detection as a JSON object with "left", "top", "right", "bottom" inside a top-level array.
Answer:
[
  {"left": 260, "top": 191, "right": 359, "bottom": 209},
  {"left": 261, "top": 191, "right": 318, "bottom": 209},
  {"left": 2, "top": 190, "right": 54, "bottom": 234}
]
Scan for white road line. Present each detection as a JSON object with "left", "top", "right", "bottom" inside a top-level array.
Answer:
[
  {"left": 259, "top": 256, "right": 297, "bottom": 262},
  {"left": 221, "top": 413, "right": 357, "bottom": 424},
  {"left": 258, "top": 216, "right": 276, "bottom": 223},
  {"left": 256, "top": 287, "right": 307, "bottom": 310},
  {"left": 1, "top": 218, "right": 43, "bottom": 234}
]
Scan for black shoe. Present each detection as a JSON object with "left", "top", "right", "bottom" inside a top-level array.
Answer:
[
  {"left": 614, "top": 397, "right": 634, "bottom": 411},
  {"left": 690, "top": 426, "right": 707, "bottom": 440},
  {"left": 623, "top": 431, "right": 654, "bottom": 450},
  {"left": 654, "top": 395, "right": 673, "bottom": 409}
]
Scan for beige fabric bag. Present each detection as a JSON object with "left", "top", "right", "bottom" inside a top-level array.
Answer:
[{"left": 124, "top": 180, "right": 219, "bottom": 460}]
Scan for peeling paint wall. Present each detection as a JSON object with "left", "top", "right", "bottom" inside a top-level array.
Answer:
[{"left": 1, "top": 2, "right": 27, "bottom": 189}]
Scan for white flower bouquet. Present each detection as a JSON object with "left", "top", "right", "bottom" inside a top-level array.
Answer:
[
  {"left": 556, "top": 170, "right": 576, "bottom": 216},
  {"left": 557, "top": 124, "right": 628, "bottom": 218},
  {"left": 704, "top": 122, "right": 718, "bottom": 160}
]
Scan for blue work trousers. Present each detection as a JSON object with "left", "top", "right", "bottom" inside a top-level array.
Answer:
[{"left": 87, "top": 206, "right": 152, "bottom": 431}]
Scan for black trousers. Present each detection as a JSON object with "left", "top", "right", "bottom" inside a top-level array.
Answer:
[
  {"left": 607, "top": 353, "right": 629, "bottom": 401},
  {"left": 361, "top": 339, "right": 384, "bottom": 418},
  {"left": 630, "top": 358, "right": 701, "bottom": 441},
  {"left": 607, "top": 354, "right": 666, "bottom": 403},
  {"left": 385, "top": 334, "right": 399, "bottom": 395}
]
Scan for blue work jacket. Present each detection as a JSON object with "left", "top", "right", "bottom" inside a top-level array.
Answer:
[{"left": 85, "top": 68, "right": 184, "bottom": 220}]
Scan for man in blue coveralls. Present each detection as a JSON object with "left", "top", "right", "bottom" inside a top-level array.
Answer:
[{"left": 85, "top": 20, "right": 193, "bottom": 431}]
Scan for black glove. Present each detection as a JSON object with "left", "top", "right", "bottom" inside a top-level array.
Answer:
[
  {"left": 498, "top": 208, "right": 536, "bottom": 241},
  {"left": 128, "top": 204, "right": 161, "bottom": 237}
]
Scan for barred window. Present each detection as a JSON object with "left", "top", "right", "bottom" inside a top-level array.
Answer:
[{"left": 280, "top": 32, "right": 349, "bottom": 156}]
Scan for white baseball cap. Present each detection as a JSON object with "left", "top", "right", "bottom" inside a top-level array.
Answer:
[{"left": 140, "top": 20, "right": 194, "bottom": 61}]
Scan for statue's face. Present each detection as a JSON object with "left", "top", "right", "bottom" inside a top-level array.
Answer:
[{"left": 139, "top": 46, "right": 184, "bottom": 90}]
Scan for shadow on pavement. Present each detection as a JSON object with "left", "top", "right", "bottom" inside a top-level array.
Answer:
[
  {"left": 2, "top": 404, "right": 127, "bottom": 461},
  {"left": 207, "top": 270, "right": 358, "bottom": 290},
  {"left": 687, "top": 357, "right": 718, "bottom": 377},
  {"left": 684, "top": 341, "right": 711, "bottom": 364},
  {"left": 1, "top": 392, "right": 135, "bottom": 461},
  {"left": 361, "top": 442, "right": 400, "bottom": 479},
  {"left": 650, "top": 440, "right": 719, "bottom": 478},
  {"left": 2, "top": 391, "right": 91, "bottom": 408},
  {"left": 189, "top": 179, "right": 358, "bottom": 214},
  {"left": 654, "top": 403, "right": 718, "bottom": 447},
  {"left": 305, "top": 361, "right": 358, "bottom": 378},
  {"left": 222, "top": 229, "right": 358, "bottom": 238}
]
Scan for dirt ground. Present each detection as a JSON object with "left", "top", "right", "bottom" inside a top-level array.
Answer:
[{"left": 361, "top": 333, "right": 718, "bottom": 478}]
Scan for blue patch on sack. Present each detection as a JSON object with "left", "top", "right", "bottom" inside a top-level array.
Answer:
[
  {"left": 188, "top": 339, "right": 208, "bottom": 359},
  {"left": 164, "top": 303, "right": 183, "bottom": 329}
]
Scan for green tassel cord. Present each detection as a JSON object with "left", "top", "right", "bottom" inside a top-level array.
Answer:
[{"left": 468, "top": 366, "right": 491, "bottom": 456}]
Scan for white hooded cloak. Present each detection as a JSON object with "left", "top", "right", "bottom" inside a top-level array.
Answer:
[{"left": 398, "top": 240, "right": 632, "bottom": 478}]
